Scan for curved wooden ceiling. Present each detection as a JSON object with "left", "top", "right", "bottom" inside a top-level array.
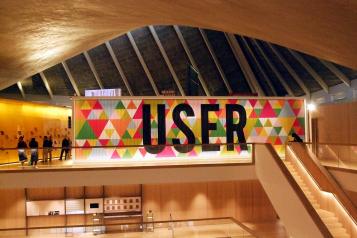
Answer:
[{"left": 0, "top": 0, "right": 356, "bottom": 89}]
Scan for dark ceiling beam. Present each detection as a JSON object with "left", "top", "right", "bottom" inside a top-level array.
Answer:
[
  {"left": 149, "top": 26, "right": 185, "bottom": 96},
  {"left": 61, "top": 61, "right": 81, "bottom": 96},
  {"left": 17, "top": 81, "right": 25, "bottom": 99},
  {"left": 288, "top": 50, "right": 329, "bottom": 93},
  {"left": 173, "top": 25, "right": 210, "bottom": 96},
  {"left": 251, "top": 39, "right": 294, "bottom": 96},
  {"left": 83, "top": 51, "right": 104, "bottom": 89},
  {"left": 199, "top": 28, "right": 232, "bottom": 94},
  {"left": 240, "top": 37, "right": 277, "bottom": 96},
  {"left": 268, "top": 44, "right": 310, "bottom": 97},
  {"left": 225, "top": 33, "right": 264, "bottom": 96},
  {"left": 39, "top": 72, "right": 53, "bottom": 99},
  {"left": 319, "top": 60, "right": 351, "bottom": 87},
  {"left": 105, "top": 41, "right": 133, "bottom": 96},
  {"left": 127, "top": 32, "right": 159, "bottom": 96}
]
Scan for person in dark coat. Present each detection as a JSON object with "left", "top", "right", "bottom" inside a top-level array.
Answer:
[
  {"left": 48, "top": 135, "right": 53, "bottom": 162},
  {"left": 43, "top": 136, "right": 50, "bottom": 163},
  {"left": 60, "top": 136, "right": 69, "bottom": 160},
  {"left": 29, "top": 138, "right": 39, "bottom": 167},
  {"left": 17, "top": 136, "right": 27, "bottom": 167}
]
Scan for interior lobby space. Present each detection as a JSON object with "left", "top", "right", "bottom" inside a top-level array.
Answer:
[{"left": 0, "top": 1, "right": 357, "bottom": 238}]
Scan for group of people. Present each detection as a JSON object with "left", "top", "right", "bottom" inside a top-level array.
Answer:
[{"left": 17, "top": 135, "right": 71, "bottom": 168}]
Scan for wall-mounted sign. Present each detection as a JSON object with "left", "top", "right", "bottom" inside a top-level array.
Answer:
[
  {"left": 85, "top": 88, "right": 121, "bottom": 97},
  {"left": 73, "top": 97, "right": 305, "bottom": 161}
]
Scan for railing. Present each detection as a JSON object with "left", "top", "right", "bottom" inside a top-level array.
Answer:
[
  {"left": 307, "top": 143, "right": 357, "bottom": 170},
  {"left": 0, "top": 143, "right": 254, "bottom": 170},
  {"left": 0, "top": 217, "right": 257, "bottom": 237}
]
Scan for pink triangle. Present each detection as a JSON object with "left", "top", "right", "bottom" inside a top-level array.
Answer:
[
  {"left": 88, "top": 120, "right": 108, "bottom": 137},
  {"left": 111, "top": 150, "right": 120, "bottom": 159},
  {"left": 249, "top": 99, "right": 257, "bottom": 107},
  {"left": 293, "top": 108, "right": 301, "bottom": 116},
  {"left": 260, "top": 102, "right": 276, "bottom": 118},
  {"left": 93, "top": 100, "right": 103, "bottom": 109},
  {"left": 208, "top": 99, "right": 217, "bottom": 104},
  {"left": 83, "top": 140, "right": 91, "bottom": 147},
  {"left": 133, "top": 127, "right": 142, "bottom": 139},
  {"left": 275, "top": 137, "right": 283, "bottom": 145},
  {"left": 81, "top": 110, "right": 91, "bottom": 119},
  {"left": 157, "top": 146, "right": 176, "bottom": 157},
  {"left": 99, "top": 139, "right": 109, "bottom": 146},
  {"left": 139, "top": 148, "right": 147, "bottom": 156},
  {"left": 133, "top": 104, "right": 143, "bottom": 119}
]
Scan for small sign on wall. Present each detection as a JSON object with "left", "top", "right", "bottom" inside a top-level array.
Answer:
[{"left": 84, "top": 88, "right": 121, "bottom": 97}]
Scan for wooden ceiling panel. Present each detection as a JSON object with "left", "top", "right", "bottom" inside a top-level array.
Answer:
[{"left": 0, "top": 0, "right": 356, "bottom": 89}]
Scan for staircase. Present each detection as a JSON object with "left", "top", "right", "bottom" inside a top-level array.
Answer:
[{"left": 284, "top": 160, "right": 351, "bottom": 238}]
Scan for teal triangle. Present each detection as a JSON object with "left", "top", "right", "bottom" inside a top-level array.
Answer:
[{"left": 77, "top": 121, "right": 96, "bottom": 139}]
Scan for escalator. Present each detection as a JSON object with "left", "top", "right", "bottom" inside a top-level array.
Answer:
[{"left": 255, "top": 143, "right": 357, "bottom": 238}]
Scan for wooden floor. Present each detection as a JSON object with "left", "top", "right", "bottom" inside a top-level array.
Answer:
[{"left": 0, "top": 221, "right": 289, "bottom": 238}]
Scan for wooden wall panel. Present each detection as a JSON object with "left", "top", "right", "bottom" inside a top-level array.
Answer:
[
  {"left": 66, "top": 214, "right": 85, "bottom": 226},
  {"left": 0, "top": 180, "right": 278, "bottom": 231},
  {"left": 235, "top": 180, "right": 254, "bottom": 221},
  {"left": 142, "top": 184, "right": 161, "bottom": 220},
  {"left": 143, "top": 180, "right": 277, "bottom": 222},
  {"left": 312, "top": 101, "right": 357, "bottom": 144},
  {"left": 251, "top": 180, "right": 278, "bottom": 221},
  {"left": 104, "top": 185, "right": 141, "bottom": 197},
  {"left": 27, "top": 187, "right": 64, "bottom": 200},
  {"left": 27, "top": 216, "right": 65, "bottom": 228},
  {"left": 0, "top": 188, "right": 25, "bottom": 229},
  {"left": 66, "top": 187, "right": 84, "bottom": 199},
  {"left": 0, "top": 99, "right": 71, "bottom": 164},
  {"left": 206, "top": 181, "right": 235, "bottom": 218},
  {"left": 84, "top": 186, "right": 103, "bottom": 198}
]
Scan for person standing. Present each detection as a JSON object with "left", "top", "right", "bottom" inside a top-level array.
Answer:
[
  {"left": 17, "top": 136, "right": 27, "bottom": 167},
  {"left": 48, "top": 135, "right": 53, "bottom": 162},
  {"left": 29, "top": 138, "right": 39, "bottom": 168},
  {"left": 60, "top": 136, "right": 69, "bottom": 160},
  {"left": 42, "top": 136, "right": 50, "bottom": 163}
]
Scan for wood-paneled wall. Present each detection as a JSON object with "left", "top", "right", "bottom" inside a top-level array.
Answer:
[
  {"left": 312, "top": 101, "right": 357, "bottom": 144},
  {"left": 0, "top": 180, "right": 277, "bottom": 230},
  {"left": 142, "top": 180, "right": 277, "bottom": 222}
]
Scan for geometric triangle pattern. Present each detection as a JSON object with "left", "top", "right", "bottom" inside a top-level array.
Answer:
[{"left": 74, "top": 98, "right": 305, "bottom": 160}]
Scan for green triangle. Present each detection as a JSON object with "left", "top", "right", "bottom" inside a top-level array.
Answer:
[
  {"left": 77, "top": 121, "right": 96, "bottom": 139},
  {"left": 210, "top": 121, "right": 226, "bottom": 137},
  {"left": 123, "top": 150, "right": 132, "bottom": 158},
  {"left": 274, "top": 108, "right": 282, "bottom": 116},
  {"left": 122, "top": 131, "right": 132, "bottom": 139},
  {"left": 274, "top": 127, "right": 282, "bottom": 134},
  {"left": 264, "top": 119, "right": 272, "bottom": 127},
  {"left": 255, "top": 120, "right": 263, "bottom": 127},
  {"left": 298, "top": 118, "right": 305, "bottom": 126},
  {"left": 115, "top": 101, "right": 125, "bottom": 109},
  {"left": 254, "top": 109, "right": 262, "bottom": 116},
  {"left": 172, "top": 127, "right": 180, "bottom": 136},
  {"left": 151, "top": 120, "right": 158, "bottom": 128}
]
